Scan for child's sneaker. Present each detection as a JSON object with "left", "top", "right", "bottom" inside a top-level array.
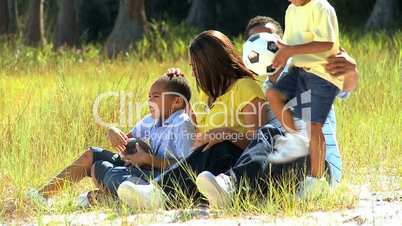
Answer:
[
  {"left": 77, "top": 190, "right": 110, "bottom": 208},
  {"left": 269, "top": 133, "right": 309, "bottom": 164},
  {"left": 76, "top": 191, "right": 91, "bottom": 208},
  {"left": 117, "top": 181, "right": 164, "bottom": 210},
  {"left": 297, "top": 176, "right": 331, "bottom": 201},
  {"left": 196, "top": 171, "right": 235, "bottom": 208},
  {"left": 26, "top": 188, "right": 50, "bottom": 207}
]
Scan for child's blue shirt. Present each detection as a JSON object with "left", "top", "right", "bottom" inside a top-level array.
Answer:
[{"left": 131, "top": 110, "right": 195, "bottom": 161}]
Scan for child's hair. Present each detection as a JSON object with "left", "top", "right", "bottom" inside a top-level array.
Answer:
[
  {"left": 154, "top": 74, "right": 192, "bottom": 102},
  {"left": 244, "top": 16, "right": 283, "bottom": 38}
]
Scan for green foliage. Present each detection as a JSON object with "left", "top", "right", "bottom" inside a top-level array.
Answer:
[
  {"left": 0, "top": 20, "right": 197, "bottom": 73},
  {"left": 134, "top": 20, "right": 199, "bottom": 61}
]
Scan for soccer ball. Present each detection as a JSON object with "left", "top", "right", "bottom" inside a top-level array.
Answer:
[
  {"left": 125, "top": 138, "right": 151, "bottom": 154},
  {"left": 243, "top": 32, "right": 280, "bottom": 76}
]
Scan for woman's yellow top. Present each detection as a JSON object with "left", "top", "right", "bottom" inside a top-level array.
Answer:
[{"left": 193, "top": 77, "right": 265, "bottom": 134}]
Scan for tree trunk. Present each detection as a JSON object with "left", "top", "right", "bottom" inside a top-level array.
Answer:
[
  {"left": 103, "top": 0, "right": 147, "bottom": 58},
  {"left": 7, "top": 0, "right": 18, "bottom": 34},
  {"left": 0, "top": 0, "right": 9, "bottom": 35},
  {"left": 24, "top": 0, "right": 45, "bottom": 47},
  {"left": 53, "top": 0, "right": 80, "bottom": 49},
  {"left": 365, "top": 0, "right": 398, "bottom": 30},
  {"left": 185, "top": 0, "right": 216, "bottom": 30}
]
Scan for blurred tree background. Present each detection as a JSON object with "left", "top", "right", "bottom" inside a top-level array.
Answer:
[{"left": 0, "top": 0, "right": 400, "bottom": 57}]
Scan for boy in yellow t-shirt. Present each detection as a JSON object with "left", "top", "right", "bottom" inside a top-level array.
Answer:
[{"left": 267, "top": 0, "right": 342, "bottom": 179}]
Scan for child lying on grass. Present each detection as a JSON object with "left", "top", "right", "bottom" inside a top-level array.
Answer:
[{"left": 27, "top": 73, "right": 195, "bottom": 207}]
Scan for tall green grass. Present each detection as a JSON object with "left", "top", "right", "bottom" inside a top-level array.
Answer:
[{"left": 0, "top": 28, "right": 401, "bottom": 222}]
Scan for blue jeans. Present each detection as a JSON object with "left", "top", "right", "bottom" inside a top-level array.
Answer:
[
  {"left": 89, "top": 147, "right": 160, "bottom": 196},
  {"left": 93, "top": 160, "right": 160, "bottom": 196},
  {"left": 322, "top": 109, "right": 342, "bottom": 185},
  {"left": 226, "top": 124, "right": 331, "bottom": 190}
]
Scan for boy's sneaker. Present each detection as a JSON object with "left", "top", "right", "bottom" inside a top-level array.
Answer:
[
  {"left": 76, "top": 191, "right": 91, "bottom": 208},
  {"left": 26, "top": 188, "right": 50, "bottom": 207},
  {"left": 269, "top": 133, "right": 309, "bottom": 164},
  {"left": 117, "top": 181, "right": 164, "bottom": 210},
  {"left": 196, "top": 171, "right": 235, "bottom": 208},
  {"left": 297, "top": 176, "right": 331, "bottom": 201}
]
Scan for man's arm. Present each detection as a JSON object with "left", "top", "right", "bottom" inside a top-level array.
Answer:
[
  {"left": 193, "top": 127, "right": 248, "bottom": 151},
  {"left": 325, "top": 51, "right": 359, "bottom": 92},
  {"left": 342, "top": 71, "right": 358, "bottom": 92}
]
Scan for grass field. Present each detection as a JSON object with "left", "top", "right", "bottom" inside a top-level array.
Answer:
[{"left": 0, "top": 28, "right": 401, "bottom": 223}]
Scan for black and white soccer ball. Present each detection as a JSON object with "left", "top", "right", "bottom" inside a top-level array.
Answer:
[
  {"left": 243, "top": 32, "right": 280, "bottom": 76},
  {"left": 125, "top": 138, "right": 151, "bottom": 154}
]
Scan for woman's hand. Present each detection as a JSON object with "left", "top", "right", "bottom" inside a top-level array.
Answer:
[
  {"left": 121, "top": 143, "right": 151, "bottom": 167},
  {"left": 192, "top": 129, "right": 231, "bottom": 152},
  {"left": 325, "top": 51, "right": 357, "bottom": 76},
  {"left": 192, "top": 133, "right": 208, "bottom": 150},
  {"left": 107, "top": 127, "right": 128, "bottom": 152}
]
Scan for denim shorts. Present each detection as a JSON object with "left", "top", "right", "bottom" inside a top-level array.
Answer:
[
  {"left": 273, "top": 67, "right": 339, "bottom": 123},
  {"left": 90, "top": 146, "right": 126, "bottom": 166},
  {"left": 93, "top": 161, "right": 161, "bottom": 196},
  {"left": 89, "top": 147, "right": 161, "bottom": 196}
]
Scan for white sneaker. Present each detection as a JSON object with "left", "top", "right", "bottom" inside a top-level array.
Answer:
[
  {"left": 297, "top": 176, "right": 330, "bottom": 201},
  {"left": 269, "top": 133, "right": 309, "bottom": 164},
  {"left": 76, "top": 192, "right": 91, "bottom": 208},
  {"left": 117, "top": 181, "right": 164, "bottom": 210},
  {"left": 26, "top": 188, "right": 49, "bottom": 207},
  {"left": 196, "top": 171, "right": 234, "bottom": 208}
]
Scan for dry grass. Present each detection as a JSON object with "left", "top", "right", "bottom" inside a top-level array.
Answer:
[{"left": 0, "top": 29, "right": 401, "bottom": 223}]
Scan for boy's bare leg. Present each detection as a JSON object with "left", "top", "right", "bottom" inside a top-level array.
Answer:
[
  {"left": 309, "top": 123, "right": 326, "bottom": 177},
  {"left": 39, "top": 149, "right": 94, "bottom": 198},
  {"left": 266, "top": 89, "right": 296, "bottom": 132}
]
